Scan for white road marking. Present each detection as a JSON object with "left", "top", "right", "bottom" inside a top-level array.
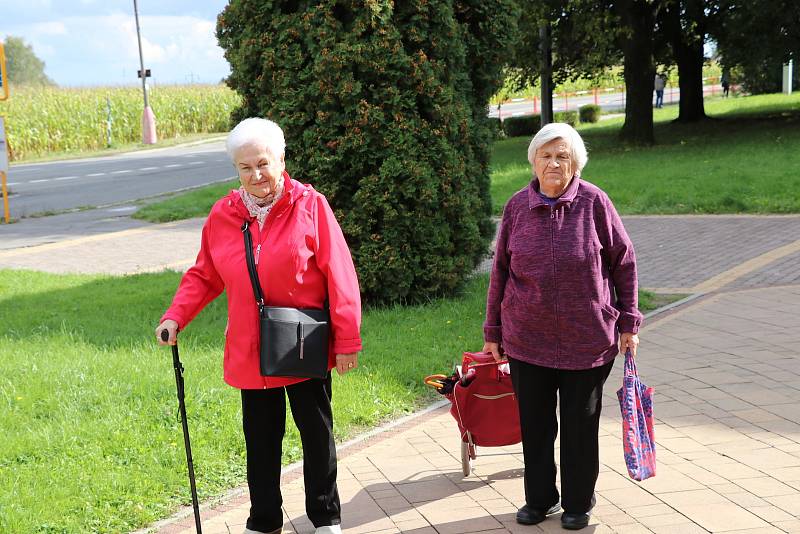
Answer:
[
  {"left": 165, "top": 164, "right": 182, "bottom": 168},
  {"left": 54, "top": 176, "right": 79, "bottom": 181},
  {"left": 86, "top": 172, "right": 106, "bottom": 177},
  {"left": 7, "top": 182, "right": 20, "bottom": 186},
  {"left": 188, "top": 161, "right": 204, "bottom": 165},
  {"left": 111, "top": 170, "right": 132, "bottom": 174},
  {"left": 30, "top": 179, "right": 50, "bottom": 183},
  {"left": 139, "top": 167, "right": 159, "bottom": 171}
]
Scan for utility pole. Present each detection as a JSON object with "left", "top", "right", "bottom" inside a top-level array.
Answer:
[
  {"left": 133, "top": 0, "right": 157, "bottom": 144},
  {"left": 539, "top": 23, "right": 554, "bottom": 127}
]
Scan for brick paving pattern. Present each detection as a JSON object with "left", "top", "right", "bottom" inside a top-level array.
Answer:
[
  {"left": 2, "top": 210, "right": 800, "bottom": 533},
  {"left": 153, "top": 286, "right": 800, "bottom": 534}
]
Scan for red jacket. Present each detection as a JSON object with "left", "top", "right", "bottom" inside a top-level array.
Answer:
[{"left": 162, "top": 173, "right": 363, "bottom": 389}]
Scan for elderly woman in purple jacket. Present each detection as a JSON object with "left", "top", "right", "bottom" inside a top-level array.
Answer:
[{"left": 483, "top": 122, "right": 642, "bottom": 531}]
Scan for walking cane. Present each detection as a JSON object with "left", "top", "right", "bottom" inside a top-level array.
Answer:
[{"left": 161, "top": 329, "right": 203, "bottom": 534}]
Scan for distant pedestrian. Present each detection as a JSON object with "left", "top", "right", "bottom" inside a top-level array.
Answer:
[
  {"left": 721, "top": 69, "right": 730, "bottom": 97},
  {"left": 483, "top": 122, "right": 643, "bottom": 530},
  {"left": 156, "top": 117, "right": 362, "bottom": 534},
  {"left": 654, "top": 73, "right": 665, "bottom": 108}
]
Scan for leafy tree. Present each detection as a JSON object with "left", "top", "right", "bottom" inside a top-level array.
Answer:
[
  {"left": 712, "top": 0, "right": 800, "bottom": 94},
  {"left": 508, "top": 0, "right": 659, "bottom": 145},
  {"left": 217, "top": 0, "right": 517, "bottom": 304},
  {"left": 453, "top": 0, "right": 521, "bottom": 240},
  {"left": 3, "top": 36, "right": 55, "bottom": 86}
]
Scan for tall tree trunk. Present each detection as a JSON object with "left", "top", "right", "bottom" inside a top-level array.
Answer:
[
  {"left": 675, "top": 40, "right": 707, "bottom": 121},
  {"left": 616, "top": 0, "right": 656, "bottom": 145},
  {"left": 662, "top": 0, "right": 708, "bottom": 122}
]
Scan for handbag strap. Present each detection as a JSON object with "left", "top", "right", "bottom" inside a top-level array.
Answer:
[
  {"left": 624, "top": 349, "right": 637, "bottom": 378},
  {"left": 241, "top": 220, "right": 265, "bottom": 310}
]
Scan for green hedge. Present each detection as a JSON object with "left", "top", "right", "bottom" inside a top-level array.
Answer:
[
  {"left": 502, "top": 114, "right": 540, "bottom": 137},
  {"left": 554, "top": 110, "right": 578, "bottom": 126},
  {"left": 488, "top": 117, "right": 503, "bottom": 138},
  {"left": 217, "top": 0, "right": 519, "bottom": 304},
  {"left": 579, "top": 104, "right": 601, "bottom": 123}
]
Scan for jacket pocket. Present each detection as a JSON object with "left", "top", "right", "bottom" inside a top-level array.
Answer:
[{"left": 572, "top": 302, "right": 619, "bottom": 352}]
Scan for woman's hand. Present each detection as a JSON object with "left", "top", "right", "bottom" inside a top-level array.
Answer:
[
  {"left": 620, "top": 332, "right": 639, "bottom": 357},
  {"left": 483, "top": 341, "right": 505, "bottom": 362},
  {"left": 335, "top": 352, "right": 359, "bottom": 375},
  {"left": 155, "top": 320, "right": 179, "bottom": 346}
]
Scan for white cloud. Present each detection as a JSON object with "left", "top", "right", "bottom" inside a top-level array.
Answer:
[
  {"left": 5, "top": 12, "right": 230, "bottom": 85},
  {"left": 31, "top": 21, "right": 66, "bottom": 35}
]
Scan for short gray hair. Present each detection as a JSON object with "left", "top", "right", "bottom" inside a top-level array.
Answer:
[
  {"left": 226, "top": 117, "right": 286, "bottom": 161},
  {"left": 527, "top": 122, "right": 588, "bottom": 173}
]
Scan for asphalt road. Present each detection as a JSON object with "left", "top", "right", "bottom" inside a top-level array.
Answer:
[{"left": 4, "top": 140, "right": 233, "bottom": 219}]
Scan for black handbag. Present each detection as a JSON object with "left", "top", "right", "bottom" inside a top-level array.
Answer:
[{"left": 241, "top": 220, "right": 331, "bottom": 379}]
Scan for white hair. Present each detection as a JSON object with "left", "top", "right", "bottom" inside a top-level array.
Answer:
[
  {"left": 226, "top": 117, "right": 286, "bottom": 161},
  {"left": 527, "top": 122, "right": 588, "bottom": 173}
]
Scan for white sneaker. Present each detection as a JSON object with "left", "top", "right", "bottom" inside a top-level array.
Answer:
[{"left": 314, "top": 526, "right": 342, "bottom": 534}]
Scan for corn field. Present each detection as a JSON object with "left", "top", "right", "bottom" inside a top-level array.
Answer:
[{"left": 1, "top": 85, "right": 241, "bottom": 161}]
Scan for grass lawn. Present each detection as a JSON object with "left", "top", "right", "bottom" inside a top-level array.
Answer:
[
  {"left": 136, "top": 93, "right": 800, "bottom": 224},
  {"left": 133, "top": 179, "right": 238, "bottom": 223},
  {"left": 0, "top": 269, "right": 662, "bottom": 533},
  {"left": 492, "top": 92, "right": 800, "bottom": 214}
]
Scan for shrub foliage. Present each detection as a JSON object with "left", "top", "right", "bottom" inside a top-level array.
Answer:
[
  {"left": 217, "top": 1, "right": 517, "bottom": 304},
  {"left": 554, "top": 110, "right": 578, "bottom": 126},
  {"left": 579, "top": 104, "right": 601, "bottom": 123},
  {"left": 503, "top": 115, "right": 540, "bottom": 137}
]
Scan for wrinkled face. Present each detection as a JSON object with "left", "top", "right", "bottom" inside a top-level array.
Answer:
[
  {"left": 533, "top": 138, "right": 574, "bottom": 198},
  {"left": 234, "top": 142, "right": 285, "bottom": 200}
]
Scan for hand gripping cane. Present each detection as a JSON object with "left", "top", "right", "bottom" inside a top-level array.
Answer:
[{"left": 161, "top": 329, "right": 203, "bottom": 533}]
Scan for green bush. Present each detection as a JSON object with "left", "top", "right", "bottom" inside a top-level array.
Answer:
[
  {"left": 217, "top": 0, "right": 518, "bottom": 304},
  {"left": 554, "top": 110, "right": 578, "bottom": 126},
  {"left": 488, "top": 117, "right": 503, "bottom": 138},
  {"left": 503, "top": 114, "right": 540, "bottom": 137},
  {"left": 579, "top": 104, "right": 601, "bottom": 123}
]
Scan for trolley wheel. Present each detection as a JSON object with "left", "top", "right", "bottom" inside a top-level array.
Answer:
[{"left": 461, "top": 432, "right": 476, "bottom": 477}]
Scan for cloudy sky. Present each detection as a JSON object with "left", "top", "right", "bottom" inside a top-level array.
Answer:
[{"left": 2, "top": 0, "right": 232, "bottom": 86}]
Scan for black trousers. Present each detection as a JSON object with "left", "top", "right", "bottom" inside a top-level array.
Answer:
[
  {"left": 509, "top": 357, "right": 615, "bottom": 514},
  {"left": 241, "top": 375, "right": 340, "bottom": 533}
]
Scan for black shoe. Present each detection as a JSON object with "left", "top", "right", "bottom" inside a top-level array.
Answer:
[
  {"left": 561, "top": 495, "right": 596, "bottom": 530},
  {"left": 516, "top": 502, "right": 561, "bottom": 525},
  {"left": 560, "top": 512, "right": 590, "bottom": 530}
]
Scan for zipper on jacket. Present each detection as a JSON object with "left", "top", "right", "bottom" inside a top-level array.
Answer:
[
  {"left": 299, "top": 323, "right": 305, "bottom": 360},
  {"left": 255, "top": 244, "right": 261, "bottom": 265},
  {"left": 550, "top": 206, "right": 560, "bottom": 366}
]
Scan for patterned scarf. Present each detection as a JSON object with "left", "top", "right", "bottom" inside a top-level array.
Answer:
[{"left": 239, "top": 179, "right": 284, "bottom": 230}]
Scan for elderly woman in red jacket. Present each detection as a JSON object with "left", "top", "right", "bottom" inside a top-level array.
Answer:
[
  {"left": 483, "top": 122, "right": 642, "bottom": 531},
  {"left": 156, "top": 118, "right": 361, "bottom": 534}
]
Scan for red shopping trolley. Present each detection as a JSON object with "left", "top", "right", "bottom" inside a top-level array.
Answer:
[{"left": 425, "top": 351, "right": 522, "bottom": 476}]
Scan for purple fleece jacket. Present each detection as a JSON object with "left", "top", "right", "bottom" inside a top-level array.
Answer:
[{"left": 484, "top": 176, "right": 643, "bottom": 370}]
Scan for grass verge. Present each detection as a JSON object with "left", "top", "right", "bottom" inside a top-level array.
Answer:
[
  {"left": 133, "top": 93, "right": 800, "bottom": 223},
  {"left": 0, "top": 269, "right": 665, "bottom": 533},
  {"left": 491, "top": 92, "right": 800, "bottom": 214},
  {"left": 133, "top": 180, "right": 239, "bottom": 223},
  {"left": 10, "top": 133, "right": 226, "bottom": 166}
]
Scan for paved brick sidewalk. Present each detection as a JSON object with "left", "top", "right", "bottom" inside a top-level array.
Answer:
[
  {"left": 146, "top": 285, "right": 800, "bottom": 534},
  {"left": 3, "top": 212, "right": 800, "bottom": 533},
  {"left": 2, "top": 214, "right": 799, "bottom": 291}
]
